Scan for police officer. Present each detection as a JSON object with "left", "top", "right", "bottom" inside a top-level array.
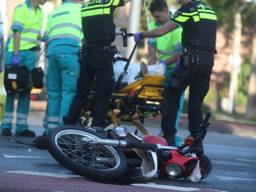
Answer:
[
  {"left": 63, "top": 0, "right": 130, "bottom": 128},
  {"left": 1, "top": 0, "right": 47, "bottom": 137},
  {"left": 134, "top": 0, "right": 217, "bottom": 155},
  {"left": 147, "top": 0, "right": 184, "bottom": 146},
  {"left": 43, "top": 0, "right": 83, "bottom": 134}
]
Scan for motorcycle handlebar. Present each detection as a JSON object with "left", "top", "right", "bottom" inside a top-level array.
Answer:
[
  {"left": 115, "top": 28, "right": 134, "bottom": 47},
  {"left": 115, "top": 32, "right": 134, "bottom": 37}
]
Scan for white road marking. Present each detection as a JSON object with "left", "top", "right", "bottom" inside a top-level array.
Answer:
[
  {"left": 3, "top": 154, "right": 44, "bottom": 159},
  {"left": 132, "top": 183, "right": 200, "bottom": 191},
  {"left": 207, "top": 144, "right": 256, "bottom": 154},
  {"left": 213, "top": 160, "right": 256, "bottom": 169},
  {"left": 6, "top": 170, "right": 80, "bottom": 178},
  {"left": 215, "top": 175, "right": 256, "bottom": 182},
  {"left": 237, "top": 158, "right": 256, "bottom": 164}
]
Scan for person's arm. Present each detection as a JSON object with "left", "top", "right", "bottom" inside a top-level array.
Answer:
[
  {"left": 13, "top": 31, "right": 21, "bottom": 55},
  {"left": 147, "top": 45, "right": 157, "bottom": 65},
  {"left": 11, "top": 5, "right": 25, "bottom": 54},
  {"left": 11, "top": 5, "right": 25, "bottom": 64},
  {"left": 142, "top": 22, "right": 177, "bottom": 39},
  {"left": 138, "top": 5, "right": 191, "bottom": 40},
  {"left": 163, "top": 53, "right": 181, "bottom": 65}
]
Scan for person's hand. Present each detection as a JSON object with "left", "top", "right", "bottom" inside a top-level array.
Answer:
[
  {"left": 159, "top": 60, "right": 167, "bottom": 66},
  {"left": 12, "top": 53, "right": 21, "bottom": 65},
  {"left": 134, "top": 32, "right": 143, "bottom": 43}
]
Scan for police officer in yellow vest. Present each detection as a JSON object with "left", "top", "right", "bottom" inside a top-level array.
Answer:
[
  {"left": 42, "top": 0, "right": 83, "bottom": 134},
  {"left": 147, "top": 0, "right": 184, "bottom": 146},
  {"left": 134, "top": 0, "right": 217, "bottom": 155},
  {"left": 1, "top": 0, "right": 47, "bottom": 137},
  {"left": 64, "top": 0, "right": 130, "bottom": 129}
]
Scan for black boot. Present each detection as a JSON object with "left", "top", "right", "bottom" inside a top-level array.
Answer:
[
  {"left": 164, "top": 134, "right": 176, "bottom": 146},
  {"left": 193, "top": 141, "right": 204, "bottom": 156},
  {"left": 33, "top": 133, "right": 49, "bottom": 150}
]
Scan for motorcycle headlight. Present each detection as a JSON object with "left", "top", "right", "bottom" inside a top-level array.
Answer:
[{"left": 166, "top": 163, "right": 182, "bottom": 177}]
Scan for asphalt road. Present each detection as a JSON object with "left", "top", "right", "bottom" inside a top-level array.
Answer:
[
  {"left": 0, "top": 120, "right": 256, "bottom": 192},
  {"left": 0, "top": 109, "right": 256, "bottom": 192}
]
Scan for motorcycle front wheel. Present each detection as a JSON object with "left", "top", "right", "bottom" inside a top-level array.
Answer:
[
  {"left": 199, "top": 155, "right": 212, "bottom": 180},
  {"left": 48, "top": 126, "right": 127, "bottom": 180}
]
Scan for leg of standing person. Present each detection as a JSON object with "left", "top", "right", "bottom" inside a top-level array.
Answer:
[
  {"left": 175, "top": 92, "right": 185, "bottom": 146},
  {"left": 91, "top": 47, "right": 114, "bottom": 128},
  {"left": 1, "top": 52, "right": 16, "bottom": 136},
  {"left": 188, "top": 52, "right": 214, "bottom": 155},
  {"left": 15, "top": 50, "right": 37, "bottom": 137},
  {"left": 63, "top": 49, "right": 94, "bottom": 125},
  {"left": 1, "top": 93, "right": 15, "bottom": 136},
  {"left": 60, "top": 53, "right": 79, "bottom": 119},
  {"left": 44, "top": 54, "right": 61, "bottom": 134},
  {"left": 161, "top": 60, "right": 189, "bottom": 145}
]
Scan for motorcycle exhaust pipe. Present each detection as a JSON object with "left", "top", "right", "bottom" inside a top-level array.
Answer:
[{"left": 81, "top": 137, "right": 159, "bottom": 151}]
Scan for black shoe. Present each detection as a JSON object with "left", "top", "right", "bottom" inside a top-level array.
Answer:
[
  {"left": 16, "top": 129, "right": 36, "bottom": 137},
  {"left": 193, "top": 141, "right": 204, "bottom": 156},
  {"left": 33, "top": 135, "right": 49, "bottom": 150},
  {"left": 164, "top": 134, "right": 176, "bottom": 146},
  {"left": 1, "top": 128, "right": 12, "bottom": 136}
]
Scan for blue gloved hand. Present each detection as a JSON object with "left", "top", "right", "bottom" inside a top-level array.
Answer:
[
  {"left": 134, "top": 32, "right": 143, "bottom": 43},
  {"left": 12, "top": 53, "right": 21, "bottom": 65}
]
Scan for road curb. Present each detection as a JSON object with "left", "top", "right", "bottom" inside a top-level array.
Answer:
[{"left": 144, "top": 115, "right": 256, "bottom": 139}]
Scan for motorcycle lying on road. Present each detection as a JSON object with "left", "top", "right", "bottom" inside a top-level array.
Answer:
[{"left": 48, "top": 113, "right": 212, "bottom": 183}]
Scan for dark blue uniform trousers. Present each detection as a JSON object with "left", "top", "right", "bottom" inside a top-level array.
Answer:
[{"left": 161, "top": 51, "right": 214, "bottom": 140}]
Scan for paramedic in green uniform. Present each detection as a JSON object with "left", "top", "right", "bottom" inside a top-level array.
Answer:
[
  {"left": 1, "top": 0, "right": 47, "bottom": 137},
  {"left": 147, "top": 0, "right": 184, "bottom": 146}
]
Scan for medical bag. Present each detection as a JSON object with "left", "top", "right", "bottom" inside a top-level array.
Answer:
[{"left": 4, "top": 65, "right": 31, "bottom": 93}]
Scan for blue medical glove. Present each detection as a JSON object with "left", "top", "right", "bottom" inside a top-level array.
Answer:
[
  {"left": 12, "top": 53, "right": 21, "bottom": 65},
  {"left": 134, "top": 32, "right": 143, "bottom": 43}
]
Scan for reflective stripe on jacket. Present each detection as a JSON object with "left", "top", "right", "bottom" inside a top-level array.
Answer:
[{"left": 45, "top": 2, "right": 83, "bottom": 44}]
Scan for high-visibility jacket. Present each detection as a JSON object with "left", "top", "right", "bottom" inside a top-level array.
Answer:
[
  {"left": 149, "top": 19, "right": 182, "bottom": 64},
  {"left": 172, "top": 0, "right": 217, "bottom": 52},
  {"left": 7, "top": 2, "right": 43, "bottom": 51},
  {"left": 81, "top": 0, "right": 124, "bottom": 44},
  {"left": 45, "top": 1, "right": 83, "bottom": 47}
]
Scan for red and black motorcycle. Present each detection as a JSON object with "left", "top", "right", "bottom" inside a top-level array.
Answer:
[{"left": 48, "top": 113, "right": 212, "bottom": 183}]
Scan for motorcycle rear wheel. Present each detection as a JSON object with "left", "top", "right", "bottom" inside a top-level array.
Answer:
[
  {"left": 48, "top": 126, "right": 127, "bottom": 180},
  {"left": 199, "top": 155, "right": 212, "bottom": 180}
]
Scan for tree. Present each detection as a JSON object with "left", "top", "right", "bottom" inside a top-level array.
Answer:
[
  {"left": 207, "top": 0, "right": 256, "bottom": 116},
  {"left": 242, "top": 1, "right": 256, "bottom": 118}
]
